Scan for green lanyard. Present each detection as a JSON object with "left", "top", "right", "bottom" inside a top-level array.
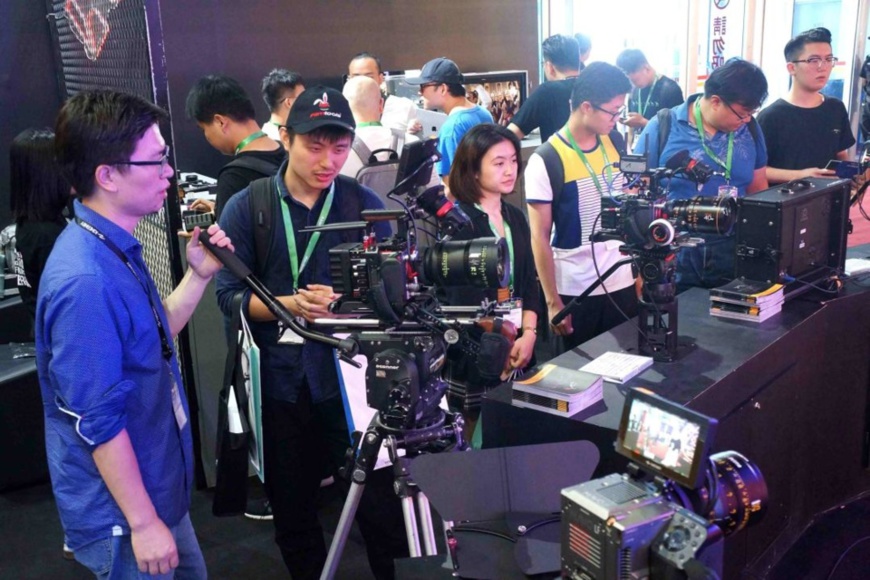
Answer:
[
  {"left": 278, "top": 181, "right": 335, "bottom": 290},
  {"left": 355, "top": 121, "right": 382, "bottom": 128},
  {"left": 475, "top": 203, "right": 514, "bottom": 291},
  {"left": 693, "top": 100, "right": 733, "bottom": 181},
  {"left": 564, "top": 126, "right": 612, "bottom": 196},
  {"left": 636, "top": 75, "right": 659, "bottom": 118},
  {"left": 235, "top": 130, "right": 267, "bottom": 154}
]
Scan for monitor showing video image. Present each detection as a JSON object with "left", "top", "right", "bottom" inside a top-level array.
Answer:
[
  {"left": 616, "top": 388, "right": 717, "bottom": 489},
  {"left": 463, "top": 70, "right": 528, "bottom": 128}
]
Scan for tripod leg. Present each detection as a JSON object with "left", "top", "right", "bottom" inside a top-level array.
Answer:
[
  {"left": 321, "top": 426, "right": 383, "bottom": 580},
  {"left": 321, "top": 481, "right": 365, "bottom": 580},
  {"left": 416, "top": 491, "right": 438, "bottom": 556},
  {"left": 401, "top": 495, "right": 423, "bottom": 557}
]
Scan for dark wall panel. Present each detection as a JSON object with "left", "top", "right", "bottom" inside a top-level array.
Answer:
[
  {"left": 161, "top": 0, "right": 539, "bottom": 179},
  {"left": 0, "top": 2, "right": 62, "bottom": 228}
]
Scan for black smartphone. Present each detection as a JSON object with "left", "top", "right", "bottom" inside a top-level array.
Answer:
[{"left": 824, "top": 159, "right": 860, "bottom": 179}]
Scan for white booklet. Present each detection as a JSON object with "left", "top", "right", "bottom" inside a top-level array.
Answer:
[{"left": 580, "top": 351, "right": 654, "bottom": 384}]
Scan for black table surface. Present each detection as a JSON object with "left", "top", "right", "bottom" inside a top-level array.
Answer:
[{"left": 0, "top": 342, "right": 37, "bottom": 384}]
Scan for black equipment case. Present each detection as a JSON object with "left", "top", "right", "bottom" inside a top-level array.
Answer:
[{"left": 734, "top": 177, "right": 850, "bottom": 285}]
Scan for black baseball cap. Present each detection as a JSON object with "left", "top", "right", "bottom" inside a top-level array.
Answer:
[
  {"left": 405, "top": 57, "right": 464, "bottom": 85},
  {"left": 285, "top": 85, "right": 355, "bottom": 134}
]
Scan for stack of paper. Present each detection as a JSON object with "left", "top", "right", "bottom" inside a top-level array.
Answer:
[
  {"left": 579, "top": 351, "right": 654, "bottom": 384},
  {"left": 709, "top": 278, "right": 784, "bottom": 323},
  {"left": 511, "top": 364, "right": 604, "bottom": 417}
]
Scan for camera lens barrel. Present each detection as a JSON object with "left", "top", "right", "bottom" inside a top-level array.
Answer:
[
  {"left": 665, "top": 196, "right": 737, "bottom": 236},
  {"left": 421, "top": 238, "right": 509, "bottom": 289}
]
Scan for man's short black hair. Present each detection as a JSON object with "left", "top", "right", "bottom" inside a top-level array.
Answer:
[
  {"left": 570, "top": 62, "right": 631, "bottom": 110},
  {"left": 616, "top": 49, "right": 649, "bottom": 74},
  {"left": 184, "top": 74, "right": 256, "bottom": 124},
  {"left": 446, "top": 83, "right": 466, "bottom": 98},
  {"left": 283, "top": 125, "right": 354, "bottom": 146},
  {"left": 574, "top": 33, "right": 592, "bottom": 55},
  {"left": 784, "top": 27, "right": 833, "bottom": 62},
  {"left": 542, "top": 34, "right": 580, "bottom": 72},
  {"left": 704, "top": 59, "right": 768, "bottom": 111},
  {"left": 261, "top": 69, "right": 304, "bottom": 113},
  {"left": 350, "top": 52, "right": 383, "bottom": 74},
  {"left": 55, "top": 90, "right": 168, "bottom": 198}
]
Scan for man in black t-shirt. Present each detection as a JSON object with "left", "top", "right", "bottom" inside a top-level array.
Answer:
[
  {"left": 616, "top": 49, "right": 684, "bottom": 145},
  {"left": 185, "top": 75, "right": 286, "bottom": 218},
  {"left": 508, "top": 34, "right": 581, "bottom": 142},
  {"left": 757, "top": 27, "right": 855, "bottom": 184}
]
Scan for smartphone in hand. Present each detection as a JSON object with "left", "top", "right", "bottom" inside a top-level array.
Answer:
[{"left": 824, "top": 159, "right": 860, "bottom": 179}]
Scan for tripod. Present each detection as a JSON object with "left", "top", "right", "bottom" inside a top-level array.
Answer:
[{"left": 320, "top": 407, "right": 467, "bottom": 580}]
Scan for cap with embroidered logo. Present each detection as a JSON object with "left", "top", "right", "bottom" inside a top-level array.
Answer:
[{"left": 285, "top": 85, "right": 355, "bottom": 134}]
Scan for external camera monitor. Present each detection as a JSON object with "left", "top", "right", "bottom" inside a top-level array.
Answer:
[
  {"left": 462, "top": 70, "right": 528, "bottom": 127},
  {"left": 616, "top": 388, "right": 718, "bottom": 489},
  {"left": 395, "top": 137, "right": 439, "bottom": 192}
]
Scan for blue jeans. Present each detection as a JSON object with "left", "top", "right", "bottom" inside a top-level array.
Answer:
[
  {"left": 675, "top": 235, "right": 736, "bottom": 292},
  {"left": 73, "top": 513, "right": 206, "bottom": 579}
]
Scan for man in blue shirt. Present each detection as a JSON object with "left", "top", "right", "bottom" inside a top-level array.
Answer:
[
  {"left": 215, "top": 86, "right": 401, "bottom": 580},
  {"left": 406, "top": 57, "right": 493, "bottom": 177},
  {"left": 37, "top": 90, "right": 233, "bottom": 578},
  {"left": 635, "top": 59, "right": 769, "bottom": 290}
]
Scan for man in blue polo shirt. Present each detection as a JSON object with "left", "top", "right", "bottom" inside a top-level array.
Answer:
[
  {"left": 635, "top": 59, "right": 769, "bottom": 290},
  {"left": 37, "top": 90, "right": 233, "bottom": 578},
  {"left": 216, "top": 86, "right": 402, "bottom": 580}
]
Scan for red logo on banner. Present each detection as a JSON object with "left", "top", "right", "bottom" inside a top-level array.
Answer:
[{"left": 64, "top": 0, "right": 122, "bottom": 61}]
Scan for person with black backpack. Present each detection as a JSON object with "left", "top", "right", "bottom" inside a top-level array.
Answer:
[
  {"left": 634, "top": 59, "right": 769, "bottom": 291},
  {"left": 215, "top": 86, "right": 406, "bottom": 580},
  {"left": 185, "top": 75, "right": 286, "bottom": 219},
  {"left": 526, "top": 62, "right": 637, "bottom": 353}
]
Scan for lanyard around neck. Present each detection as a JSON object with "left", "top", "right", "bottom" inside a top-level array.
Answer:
[
  {"left": 474, "top": 202, "right": 514, "bottom": 291},
  {"left": 278, "top": 180, "right": 335, "bottom": 290},
  {"left": 693, "top": 99, "right": 733, "bottom": 180},
  {"left": 76, "top": 218, "right": 173, "bottom": 361},
  {"left": 564, "top": 126, "right": 612, "bottom": 196},
  {"left": 356, "top": 121, "right": 382, "bottom": 128},
  {"left": 235, "top": 130, "right": 267, "bottom": 154},
  {"left": 637, "top": 75, "right": 659, "bottom": 118}
]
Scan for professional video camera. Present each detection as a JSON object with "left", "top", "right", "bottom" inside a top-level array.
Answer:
[
  {"left": 561, "top": 388, "right": 767, "bottom": 579},
  {"left": 554, "top": 151, "right": 736, "bottom": 362}
]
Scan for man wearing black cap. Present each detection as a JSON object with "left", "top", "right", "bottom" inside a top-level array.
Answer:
[
  {"left": 215, "top": 86, "right": 404, "bottom": 579},
  {"left": 407, "top": 57, "right": 493, "bottom": 177}
]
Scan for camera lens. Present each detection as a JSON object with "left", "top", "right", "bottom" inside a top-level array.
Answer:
[
  {"left": 664, "top": 196, "right": 736, "bottom": 236},
  {"left": 421, "top": 238, "right": 509, "bottom": 289}
]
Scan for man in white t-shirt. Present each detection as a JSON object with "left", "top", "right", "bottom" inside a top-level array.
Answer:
[{"left": 340, "top": 76, "right": 406, "bottom": 178}]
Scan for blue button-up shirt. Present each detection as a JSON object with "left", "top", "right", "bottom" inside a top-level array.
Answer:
[
  {"left": 36, "top": 200, "right": 193, "bottom": 550},
  {"left": 216, "top": 163, "right": 391, "bottom": 403},
  {"left": 635, "top": 94, "right": 768, "bottom": 200}
]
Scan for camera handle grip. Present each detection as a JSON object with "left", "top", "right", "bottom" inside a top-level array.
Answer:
[{"left": 197, "top": 231, "right": 359, "bottom": 358}]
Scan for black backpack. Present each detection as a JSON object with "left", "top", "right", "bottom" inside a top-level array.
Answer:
[{"left": 246, "top": 175, "right": 365, "bottom": 276}]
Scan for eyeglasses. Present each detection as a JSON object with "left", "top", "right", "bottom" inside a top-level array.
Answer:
[
  {"left": 791, "top": 56, "right": 837, "bottom": 69},
  {"left": 722, "top": 100, "right": 757, "bottom": 122},
  {"left": 418, "top": 82, "right": 442, "bottom": 94},
  {"left": 592, "top": 103, "right": 625, "bottom": 121},
  {"left": 115, "top": 147, "right": 171, "bottom": 172}
]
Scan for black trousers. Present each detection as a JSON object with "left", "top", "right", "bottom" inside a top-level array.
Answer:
[
  {"left": 558, "top": 284, "right": 638, "bottom": 353},
  {"left": 262, "top": 386, "right": 408, "bottom": 580}
]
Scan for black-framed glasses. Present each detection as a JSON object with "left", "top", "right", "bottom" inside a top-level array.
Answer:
[
  {"left": 791, "top": 56, "right": 837, "bottom": 69},
  {"left": 592, "top": 103, "right": 625, "bottom": 121},
  {"left": 418, "top": 82, "right": 442, "bottom": 94},
  {"left": 115, "top": 147, "right": 171, "bottom": 172},
  {"left": 721, "top": 100, "right": 758, "bottom": 122}
]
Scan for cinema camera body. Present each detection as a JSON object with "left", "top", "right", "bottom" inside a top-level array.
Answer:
[
  {"left": 319, "top": 138, "right": 515, "bottom": 433},
  {"left": 561, "top": 388, "right": 768, "bottom": 579}
]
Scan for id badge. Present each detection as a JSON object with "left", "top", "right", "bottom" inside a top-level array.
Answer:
[
  {"left": 278, "top": 317, "right": 306, "bottom": 345},
  {"left": 718, "top": 185, "right": 738, "bottom": 199},
  {"left": 169, "top": 372, "right": 188, "bottom": 431}
]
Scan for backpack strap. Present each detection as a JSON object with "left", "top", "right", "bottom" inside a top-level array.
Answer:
[
  {"left": 221, "top": 154, "right": 284, "bottom": 178},
  {"left": 351, "top": 136, "right": 374, "bottom": 166},
  {"left": 655, "top": 108, "right": 672, "bottom": 168},
  {"left": 535, "top": 140, "right": 565, "bottom": 209},
  {"left": 247, "top": 176, "right": 275, "bottom": 277},
  {"left": 335, "top": 176, "right": 364, "bottom": 244}
]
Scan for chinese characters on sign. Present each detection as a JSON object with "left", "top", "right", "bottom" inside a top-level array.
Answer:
[{"left": 712, "top": 16, "right": 727, "bottom": 69}]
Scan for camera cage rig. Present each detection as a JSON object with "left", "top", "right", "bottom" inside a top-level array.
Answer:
[{"left": 553, "top": 151, "right": 736, "bottom": 362}]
